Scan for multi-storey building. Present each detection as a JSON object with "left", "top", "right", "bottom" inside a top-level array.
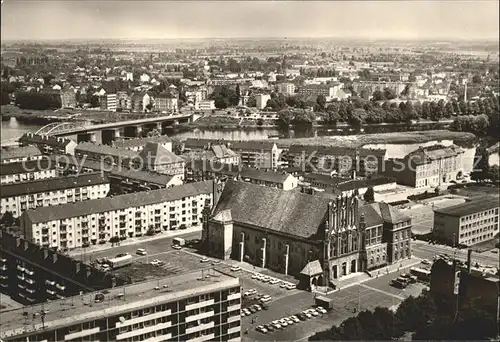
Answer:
[
  {"left": 255, "top": 94, "right": 271, "bottom": 110},
  {"left": 20, "top": 181, "right": 214, "bottom": 249},
  {"left": 197, "top": 100, "right": 216, "bottom": 111},
  {"left": 116, "top": 91, "right": 132, "bottom": 111},
  {"left": 113, "top": 136, "right": 173, "bottom": 153},
  {"left": 385, "top": 144, "right": 464, "bottom": 188},
  {"left": 286, "top": 145, "right": 386, "bottom": 178},
  {"left": 50, "top": 155, "right": 183, "bottom": 194},
  {"left": 228, "top": 141, "right": 282, "bottom": 169},
  {"left": 433, "top": 197, "right": 499, "bottom": 246},
  {"left": 0, "top": 159, "right": 58, "bottom": 185},
  {"left": 132, "top": 142, "right": 185, "bottom": 181},
  {"left": 154, "top": 93, "right": 179, "bottom": 113},
  {"left": 297, "top": 84, "right": 342, "bottom": 100},
  {"left": 0, "top": 231, "right": 124, "bottom": 305},
  {"left": 131, "top": 93, "right": 152, "bottom": 112},
  {"left": 187, "top": 161, "right": 298, "bottom": 191},
  {"left": 1, "top": 173, "right": 110, "bottom": 217},
  {"left": 41, "top": 87, "right": 77, "bottom": 108},
  {"left": 18, "top": 133, "right": 77, "bottom": 155},
  {"left": 1, "top": 146, "right": 43, "bottom": 164},
  {"left": 181, "top": 139, "right": 240, "bottom": 165},
  {"left": 0, "top": 270, "right": 241, "bottom": 342},
  {"left": 100, "top": 93, "right": 117, "bottom": 112},
  {"left": 204, "top": 180, "right": 411, "bottom": 288},
  {"left": 75, "top": 142, "right": 139, "bottom": 166},
  {"left": 276, "top": 83, "right": 296, "bottom": 96}
]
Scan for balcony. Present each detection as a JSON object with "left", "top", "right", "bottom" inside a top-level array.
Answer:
[{"left": 16, "top": 265, "right": 25, "bottom": 272}]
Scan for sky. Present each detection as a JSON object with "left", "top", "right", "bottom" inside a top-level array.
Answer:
[{"left": 1, "top": 1, "right": 499, "bottom": 41}]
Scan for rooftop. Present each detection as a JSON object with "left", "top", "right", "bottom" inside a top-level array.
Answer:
[
  {"left": 1, "top": 172, "right": 109, "bottom": 199},
  {"left": 24, "top": 180, "right": 213, "bottom": 223},
  {"left": 0, "top": 159, "right": 56, "bottom": 176},
  {"left": 434, "top": 196, "right": 499, "bottom": 217},
  {"left": 0, "top": 146, "right": 42, "bottom": 162},
  {"left": 0, "top": 270, "right": 238, "bottom": 339},
  {"left": 229, "top": 141, "right": 277, "bottom": 151},
  {"left": 75, "top": 142, "right": 139, "bottom": 160},
  {"left": 19, "top": 133, "right": 74, "bottom": 147},
  {"left": 112, "top": 136, "right": 172, "bottom": 150},
  {"left": 136, "top": 142, "right": 184, "bottom": 165}
]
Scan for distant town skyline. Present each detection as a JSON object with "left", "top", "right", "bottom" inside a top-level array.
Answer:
[{"left": 1, "top": 1, "right": 499, "bottom": 41}]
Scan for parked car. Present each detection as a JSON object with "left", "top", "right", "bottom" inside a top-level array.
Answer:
[
  {"left": 260, "top": 295, "right": 272, "bottom": 303},
  {"left": 289, "top": 315, "right": 300, "bottom": 323},
  {"left": 316, "top": 306, "right": 328, "bottom": 314},
  {"left": 278, "top": 319, "right": 288, "bottom": 327},
  {"left": 261, "top": 276, "right": 270, "bottom": 282},
  {"left": 256, "top": 325, "right": 268, "bottom": 334},
  {"left": 283, "top": 317, "right": 294, "bottom": 325},
  {"left": 270, "top": 321, "right": 282, "bottom": 329},
  {"left": 280, "top": 282, "right": 288, "bottom": 288},
  {"left": 244, "top": 289, "right": 257, "bottom": 296},
  {"left": 269, "top": 278, "right": 280, "bottom": 284},
  {"left": 286, "top": 283, "right": 297, "bottom": 290},
  {"left": 200, "top": 257, "right": 209, "bottom": 263},
  {"left": 252, "top": 304, "right": 262, "bottom": 311},
  {"left": 251, "top": 274, "right": 260, "bottom": 279},
  {"left": 390, "top": 279, "right": 407, "bottom": 289},
  {"left": 264, "top": 324, "right": 275, "bottom": 332},
  {"left": 297, "top": 313, "right": 307, "bottom": 321},
  {"left": 230, "top": 266, "right": 241, "bottom": 272},
  {"left": 421, "top": 259, "right": 431, "bottom": 265},
  {"left": 172, "top": 245, "right": 182, "bottom": 250},
  {"left": 136, "top": 249, "right": 147, "bottom": 256},
  {"left": 400, "top": 273, "right": 417, "bottom": 283}
]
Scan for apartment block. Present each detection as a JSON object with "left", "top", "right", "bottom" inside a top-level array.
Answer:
[
  {"left": 75, "top": 142, "right": 139, "bottom": 166},
  {"left": 0, "top": 159, "right": 58, "bottom": 185},
  {"left": 100, "top": 93, "right": 118, "bottom": 112},
  {"left": 197, "top": 100, "right": 216, "bottom": 111},
  {"left": 0, "top": 270, "right": 241, "bottom": 342},
  {"left": 276, "top": 82, "right": 296, "bottom": 96},
  {"left": 1, "top": 173, "right": 110, "bottom": 217},
  {"left": 0, "top": 230, "right": 124, "bottom": 305},
  {"left": 20, "top": 181, "right": 214, "bottom": 249},
  {"left": 154, "top": 93, "right": 179, "bottom": 113},
  {"left": 0, "top": 146, "right": 43, "bottom": 164},
  {"left": 433, "top": 197, "right": 499, "bottom": 246},
  {"left": 19, "top": 132, "right": 77, "bottom": 155},
  {"left": 113, "top": 136, "right": 173, "bottom": 153},
  {"left": 228, "top": 141, "right": 282, "bottom": 170}
]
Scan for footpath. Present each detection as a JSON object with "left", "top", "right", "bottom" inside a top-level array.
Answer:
[{"left": 67, "top": 227, "right": 201, "bottom": 257}]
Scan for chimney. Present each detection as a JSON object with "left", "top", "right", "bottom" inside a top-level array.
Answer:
[{"left": 467, "top": 249, "right": 472, "bottom": 274}]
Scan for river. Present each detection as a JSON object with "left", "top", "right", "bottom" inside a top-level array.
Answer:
[{"left": 1, "top": 117, "right": 451, "bottom": 144}]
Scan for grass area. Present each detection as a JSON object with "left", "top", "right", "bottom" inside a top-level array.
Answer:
[
  {"left": 113, "top": 263, "right": 175, "bottom": 283},
  {"left": 269, "top": 130, "right": 477, "bottom": 149}
]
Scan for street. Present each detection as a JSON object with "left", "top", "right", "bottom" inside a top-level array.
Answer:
[{"left": 412, "top": 240, "right": 499, "bottom": 267}]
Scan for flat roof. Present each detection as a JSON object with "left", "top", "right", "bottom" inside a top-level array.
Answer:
[
  {"left": 0, "top": 270, "right": 239, "bottom": 339},
  {"left": 434, "top": 196, "right": 499, "bottom": 217}
]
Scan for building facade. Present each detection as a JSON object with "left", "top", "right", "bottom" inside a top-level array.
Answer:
[
  {"left": 113, "top": 136, "right": 173, "bottom": 153},
  {"left": 0, "top": 159, "right": 58, "bottom": 185},
  {"left": 433, "top": 197, "right": 499, "bottom": 246},
  {"left": 384, "top": 144, "right": 464, "bottom": 188},
  {"left": 21, "top": 181, "right": 214, "bottom": 249},
  {"left": 0, "top": 270, "right": 241, "bottom": 342},
  {"left": 100, "top": 93, "right": 117, "bottom": 112},
  {"left": 75, "top": 142, "right": 139, "bottom": 166},
  {"left": 198, "top": 100, "right": 216, "bottom": 111},
  {"left": 228, "top": 141, "right": 282, "bottom": 169},
  {"left": 134, "top": 142, "right": 185, "bottom": 180},
  {"left": 19, "top": 133, "right": 77, "bottom": 155},
  {"left": 1, "top": 173, "right": 110, "bottom": 217},
  {"left": 204, "top": 180, "right": 411, "bottom": 288},
  {"left": 276, "top": 83, "right": 296, "bottom": 96},
  {"left": 0, "top": 231, "right": 123, "bottom": 305},
  {"left": 154, "top": 94, "right": 179, "bottom": 113}
]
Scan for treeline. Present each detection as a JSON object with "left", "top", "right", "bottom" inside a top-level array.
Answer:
[
  {"left": 309, "top": 290, "right": 498, "bottom": 341},
  {"left": 14, "top": 91, "right": 61, "bottom": 110}
]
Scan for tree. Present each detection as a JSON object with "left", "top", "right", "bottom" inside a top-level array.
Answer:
[
  {"left": 316, "top": 94, "right": 326, "bottom": 110},
  {"left": 383, "top": 88, "right": 397, "bottom": 100},
  {"left": 277, "top": 109, "right": 293, "bottom": 125},
  {"left": 0, "top": 211, "right": 15, "bottom": 227},
  {"left": 214, "top": 97, "right": 229, "bottom": 109},
  {"left": 42, "top": 74, "right": 55, "bottom": 85},
  {"left": 15, "top": 92, "right": 61, "bottom": 110},
  {"left": 472, "top": 74, "right": 482, "bottom": 84},
  {"left": 372, "top": 90, "right": 384, "bottom": 101},
  {"left": 363, "top": 187, "right": 375, "bottom": 202}
]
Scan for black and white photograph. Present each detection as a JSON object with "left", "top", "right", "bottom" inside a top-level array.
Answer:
[{"left": 0, "top": 1, "right": 499, "bottom": 341}]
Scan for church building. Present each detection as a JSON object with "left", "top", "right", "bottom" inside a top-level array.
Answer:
[{"left": 203, "top": 180, "right": 412, "bottom": 289}]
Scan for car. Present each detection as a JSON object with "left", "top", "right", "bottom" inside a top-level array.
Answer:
[
  {"left": 243, "top": 308, "right": 251, "bottom": 315},
  {"left": 284, "top": 317, "right": 294, "bottom": 325},
  {"left": 286, "top": 283, "right": 297, "bottom": 290},
  {"left": 150, "top": 259, "right": 161, "bottom": 266},
  {"left": 289, "top": 315, "right": 300, "bottom": 323},
  {"left": 280, "top": 282, "right": 288, "bottom": 288},
  {"left": 278, "top": 319, "right": 288, "bottom": 327},
  {"left": 316, "top": 306, "right": 328, "bottom": 313},
  {"left": 251, "top": 274, "right": 260, "bottom": 279},
  {"left": 269, "top": 278, "right": 280, "bottom": 284},
  {"left": 249, "top": 307, "right": 257, "bottom": 313},
  {"left": 301, "top": 310, "right": 312, "bottom": 318},
  {"left": 260, "top": 295, "right": 272, "bottom": 303},
  {"left": 316, "top": 306, "right": 328, "bottom": 314},
  {"left": 390, "top": 279, "right": 407, "bottom": 289},
  {"left": 421, "top": 259, "right": 431, "bottom": 265},
  {"left": 400, "top": 273, "right": 417, "bottom": 283},
  {"left": 256, "top": 325, "right": 268, "bottom": 334},
  {"left": 252, "top": 304, "right": 262, "bottom": 311},
  {"left": 200, "top": 257, "right": 209, "bottom": 263},
  {"left": 270, "top": 321, "right": 282, "bottom": 329},
  {"left": 241, "top": 311, "right": 246, "bottom": 317},
  {"left": 172, "top": 245, "right": 182, "bottom": 250},
  {"left": 306, "top": 309, "right": 319, "bottom": 317},
  {"left": 211, "top": 260, "right": 222, "bottom": 265},
  {"left": 264, "top": 324, "right": 275, "bottom": 332},
  {"left": 244, "top": 289, "right": 257, "bottom": 296},
  {"left": 297, "top": 313, "right": 308, "bottom": 320},
  {"left": 136, "top": 249, "right": 147, "bottom": 256},
  {"left": 230, "top": 266, "right": 241, "bottom": 272},
  {"left": 261, "top": 276, "right": 270, "bottom": 282}
]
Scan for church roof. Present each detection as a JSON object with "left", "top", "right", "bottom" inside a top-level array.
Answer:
[
  {"left": 300, "top": 260, "right": 323, "bottom": 276},
  {"left": 213, "top": 180, "right": 330, "bottom": 240},
  {"left": 212, "top": 209, "right": 232, "bottom": 223}
]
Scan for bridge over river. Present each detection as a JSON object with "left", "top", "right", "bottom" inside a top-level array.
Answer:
[{"left": 31, "top": 113, "right": 194, "bottom": 144}]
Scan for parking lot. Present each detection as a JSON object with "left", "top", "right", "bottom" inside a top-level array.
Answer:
[{"left": 242, "top": 270, "right": 428, "bottom": 342}]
